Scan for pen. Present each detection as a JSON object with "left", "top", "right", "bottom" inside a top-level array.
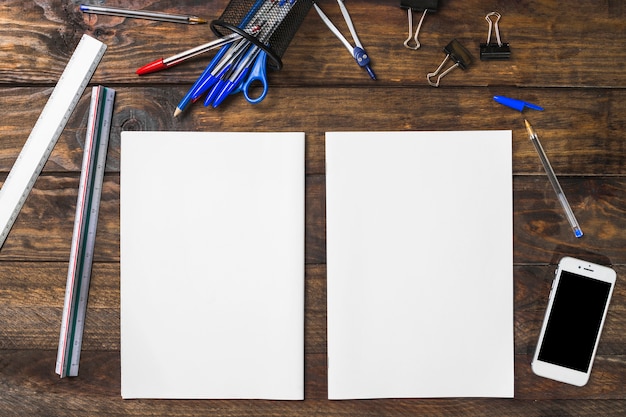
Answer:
[
  {"left": 174, "top": 0, "right": 294, "bottom": 116},
  {"left": 172, "top": 0, "right": 264, "bottom": 116},
  {"left": 210, "top": 46, "right": 261, "bottom": 108},
  {"left": 194, "top": 37, "right": 252, "bottom": 100},
  {"left": 524, "top": 119, "right": 583, "bottom": 238},
  {"left": 173, "top": 46, "right": 231, "bottom": 117},
  {"left": 136, "top": 33, "right": 242, "bottom": 75},
  {"left": 79, "top": 4, "right": 207, "bottom": 25}
]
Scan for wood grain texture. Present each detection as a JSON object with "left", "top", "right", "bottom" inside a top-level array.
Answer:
[
  {"left": 0, "top": 0, "right": 625, "bottom": 415},
  {"left": 2, "top": 0, "right": 626, "bottom": 87},
  {"left": 0, "top": 174, "right": 622, "bottom": 264},
  {"left": 2, "top": 86, "right": 625, "bottom": 176}
]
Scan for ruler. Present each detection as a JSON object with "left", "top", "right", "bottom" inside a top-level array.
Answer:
[
  {"left": 56, "top": 85, "right": 116, "bottom": 378},
  {"left": 0, "top": 34, "right": 106, "bottom": 250}
]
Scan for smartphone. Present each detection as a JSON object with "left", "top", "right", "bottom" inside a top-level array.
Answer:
[{"left": 531, "top": 257, "right": 616, "bottom": 386}]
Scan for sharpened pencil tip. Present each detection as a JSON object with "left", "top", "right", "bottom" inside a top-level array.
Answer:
[{"left": 173, "top": 108, "right": 182, "bottom": 118}]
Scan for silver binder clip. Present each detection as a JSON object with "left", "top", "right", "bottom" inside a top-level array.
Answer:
[
  {"left": 400, "top": 1, "right": 438, "bottom": 50},
  {"left": 427, "top": 39, "right": 473, "bottom": 87},
  {"left": 479, "top": 12, "right": 511, "bottom": 60},
  {"left": 404, "top": 8, "right": 427, "bottom": 50}
]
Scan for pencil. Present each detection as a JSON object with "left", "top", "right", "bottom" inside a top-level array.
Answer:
[{"left": 79, "top": 4, "right": 207, "bottom": 25}]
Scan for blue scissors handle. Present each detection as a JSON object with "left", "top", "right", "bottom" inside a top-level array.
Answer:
[{"left": 240, "top": 49, "right": 268, "bottom": 104}]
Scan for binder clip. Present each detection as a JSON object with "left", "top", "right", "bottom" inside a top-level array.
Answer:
[
  {"left": 480, "top": 12, "right": 511, "bottom": 60},
  {"left": 400, "top": 0, "right": 438, "bottom": 50},
  {"left": 427, "top": 39, "right": 473, "bottom": 87}
]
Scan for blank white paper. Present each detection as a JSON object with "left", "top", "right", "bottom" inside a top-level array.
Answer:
[
  {"left": 120, "top": 131, "right": 304, "bottom": 400},
  {"left": 326, "top": 131, "right": 514, "bottom": 399}
]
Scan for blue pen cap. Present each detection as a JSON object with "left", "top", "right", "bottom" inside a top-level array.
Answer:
[{"left": 493, "top": 95, "right": 544, "bottom": 112}]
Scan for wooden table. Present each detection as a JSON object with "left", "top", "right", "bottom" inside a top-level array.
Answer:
[{"left": 1, "top": 0, "right": 625, "bottom": 415}]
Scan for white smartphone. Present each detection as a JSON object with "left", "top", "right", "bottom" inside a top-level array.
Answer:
[{"left": 531, "top": 256, "right": 616, "bottom": 386}]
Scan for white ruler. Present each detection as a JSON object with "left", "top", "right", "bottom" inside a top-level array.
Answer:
[
  {"left": 56, "top": 85, "right": 116, "bottom": 378},
  {"left": 0, "top": 34, "right": 106, "bottom": 250}
]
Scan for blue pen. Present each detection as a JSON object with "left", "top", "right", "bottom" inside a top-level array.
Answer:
[
  {"left": 191, "top": 39, "right": 249, "bottom": 101},
  {"left": 174, "top": 0, "right": 266, "bottom": 116},
  {"left": 187, "top": 17, "right": 265, "bottom": 101},
  {"left": 211, "top": 47, "right": 261, "bottom": 107},
  {"left": 176, "top": 0, "right": 294, "bottom": 114},
  {"left": 204, "top": 54, "right": 252, "bottom": 107},
  {"left": 205, "top": 78, "right": 229, "bottom": 106},
  {"left": 241, "top": 0, "right": 266, "bottom": 26},
  {"left": 209, "top": 1, "right": 291, "bottom": 107},
  {"left": 205, "top": 39, "right": 258, "bottom": 100},
  {"left": 212, "top": 68, "right": 250, "bottom": 107},
  {"left": 173, "top": 47, "right": 229, "bottom": 117},
  {"left": 191, "top": 37, "right": 251, "bottom": 100},
  {"left": 191, "top": 62, "right": 231, "bottom": 101}
]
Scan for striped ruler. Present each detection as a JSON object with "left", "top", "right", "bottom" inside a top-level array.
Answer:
[
  {"left": 56, "top": 85, "right": 116, "bottom": 377},
  {"left": 0, "top": 34, "right": 106, "bottom": 250}
]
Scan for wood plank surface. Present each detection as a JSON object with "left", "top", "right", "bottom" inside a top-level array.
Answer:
[{"left": 0, "top": 0, "right": 625, "bottom": 415}]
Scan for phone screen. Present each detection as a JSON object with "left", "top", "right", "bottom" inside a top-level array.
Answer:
[{"left": 537, "top": 271, "right": 612, "bottom": 372}]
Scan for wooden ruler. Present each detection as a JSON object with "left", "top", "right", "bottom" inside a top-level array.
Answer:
[
  {"left": 56, "top": 85, "right": 116, "bottom": 377},
  {"left": 0, "top": 34, "right": 106, "bottom": 250}
]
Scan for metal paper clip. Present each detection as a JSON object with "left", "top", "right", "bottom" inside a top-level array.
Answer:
[
  {"left": 480, "top": 12, "right": 511, "bottom": 60},
  {"left": 400, "top": 0, "right": 438, "bottom": 50},
  {"left": 427, "top": 39, "right": 473, "bottom": 87}
]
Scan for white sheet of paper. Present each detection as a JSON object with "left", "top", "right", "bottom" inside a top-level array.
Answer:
[
  {"left": 325, "top": 131, "right": 514, "bottom": 399},
  {"left": 120, "top": 131, "right": 305, "bottom": 400}
]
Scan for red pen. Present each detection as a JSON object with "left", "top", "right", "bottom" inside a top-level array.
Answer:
[{"left": 136, "top": 33, "right": 242, "bottom": 75}]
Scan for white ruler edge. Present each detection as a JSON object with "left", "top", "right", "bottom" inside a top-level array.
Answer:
[
  {"left": 0, "top": 34, "right": 107, "bottom": 249},
  {"left": 56, "top": 85, "right": 116, "bottom": 377}
]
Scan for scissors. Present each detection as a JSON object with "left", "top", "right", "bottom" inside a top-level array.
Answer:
[{"left": 233, "top": 48, "right": 269, "bottom": 104}]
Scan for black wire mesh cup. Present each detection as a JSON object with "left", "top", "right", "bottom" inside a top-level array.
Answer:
[{"left": 210, "top": 0, "right": 313, "bottom": 70}]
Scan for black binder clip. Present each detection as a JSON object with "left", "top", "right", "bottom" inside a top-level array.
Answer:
[
  {"left": 427, "top": 39, "right": 473, "bottom": 87},
  {"left": 400, "top": 0, "right": 438, "bottom": 50},
  {"left": 480, "top": 12, "right": 511, "bottom": 60}
]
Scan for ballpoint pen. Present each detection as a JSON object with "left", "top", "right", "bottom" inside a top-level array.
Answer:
[
  {"left": 136, "top": 33, "right": 243, "bottom": 75},
  {"left": 198, "top": 2, "right": 290, "bottom": 107},
  {"left": 210, "top": 46, "right": 262, "bottom": 108},
  {"left": 175, "top": 0, "right": 296, "bottom": 116},
  {"left": 79, "top": 4, "right": 207, "bottom": 24},
  {"left": 173, "top": 48, "right": 229, "bottom": 117},
  {"left": 172, "top": 0, "right": 267, "bottom": 117},
  {"left": 193, "top": 37, "right": 253, "bottom": 100},
  {"left": 524, "top": 119, "right": 583, "bottom": 238}
]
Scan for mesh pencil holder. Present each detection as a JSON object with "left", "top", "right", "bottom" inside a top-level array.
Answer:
[{"left": 211, "top": 0, "right": 313, "bottom": 70}]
